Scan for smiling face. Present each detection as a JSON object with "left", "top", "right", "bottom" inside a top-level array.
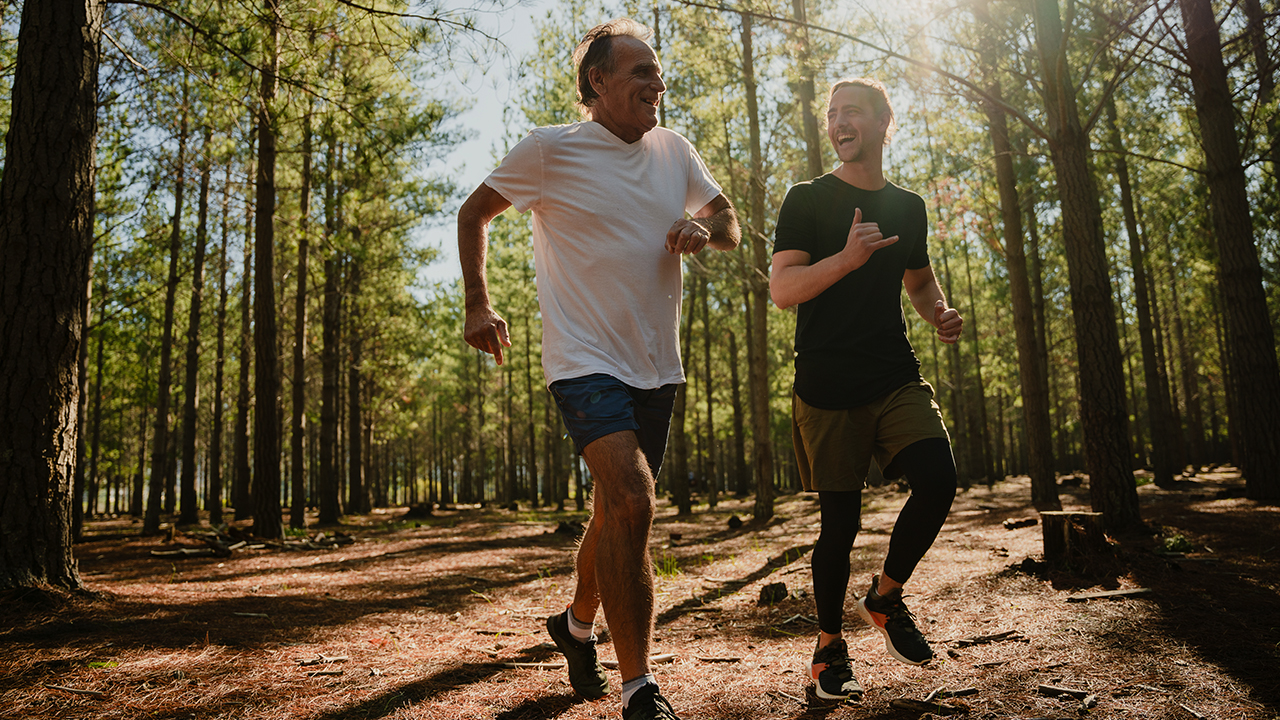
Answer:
[
  {"left": 588, "top": 35, "right": 666, "bottom": 143},
  {"left": 826, "top": 84, "right": 890, "bottom": 165}
]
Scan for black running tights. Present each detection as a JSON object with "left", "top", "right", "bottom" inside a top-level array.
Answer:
[{"left": 811, "top": 437, "right": 958, "bottom": 635}]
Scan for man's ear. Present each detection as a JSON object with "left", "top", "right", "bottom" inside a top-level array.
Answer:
[{"left": 588, "top": 66, "right": 608, "bottom": 97}]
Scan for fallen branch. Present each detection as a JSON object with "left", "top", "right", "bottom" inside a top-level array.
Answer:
[
  {"left": 767, "top": 689, "right": 805, "bottom": 704},
  {"left": 1038, "top": 684, "right": 1090, "bottom": 699},
  {"left": 779, "top": 613, "right": 819, "bottom": 625},
  {"left": 1179, "top": 703, "right": 1206, "bottom": 719},
  {"left": 499, "top": 661, "right": 565, "bottom": 669},
  {"left": 44, "top": 684, "right": 105, "bottom": 698},
  {"left": 888, "top": 698, "right": 967, "bottom": 715},
  {"left": 695, "top": 656, "right": 741, "bottom": 663},
  {"left": 601, "top": 653, "right": 675, "bottom": 669},
  {"left": 952, "top": 629, "right": 1025, "bottom": 647},
  {"left": 1066, "top": 588, "right": 1152, "bottom": 602},
  {"left": 297, "top": 655, "right": 349, "bottom": 667},
  {"left": 306, "top": 669, "right": 344, "bottom": 677}
]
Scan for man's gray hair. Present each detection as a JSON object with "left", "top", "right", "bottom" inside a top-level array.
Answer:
[
  {"left": 829, "top": 77, "right": 897, "bottom": 145},
  {"left": 573, "top": 18, "right": 654, "bottom": 112}
]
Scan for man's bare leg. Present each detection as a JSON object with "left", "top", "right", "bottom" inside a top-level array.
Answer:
[{"left": 573, "top": 430, "right": 656, "bottom": 683}]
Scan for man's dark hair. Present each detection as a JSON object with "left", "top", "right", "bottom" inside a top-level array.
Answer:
[
  {"left": 573, "top": 18, "right": 653, "bottom": 113},
  {"left": 829, "top": 77, "right": 897, "bottom": 145}
]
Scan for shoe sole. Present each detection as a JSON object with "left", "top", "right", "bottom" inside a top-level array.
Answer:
[
  {"left": 856, "top": 597, "right": 933, "bottom": 666},
  {"left": 546, "top": 615, "right": 610, "bottom": 699}
]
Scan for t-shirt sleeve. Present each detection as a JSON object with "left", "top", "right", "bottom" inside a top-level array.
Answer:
[
  {"left": 482, "top": 130, "right": 542, "bottom": 214},
  {"left": 684, "top": 142, "right": 723, "bottom": 216},
  {"left": 772, "top": 184, "right": 814, "bottom": 256},
  {"left": 906, "top": 194, "right": 930, "bottom": 270}
]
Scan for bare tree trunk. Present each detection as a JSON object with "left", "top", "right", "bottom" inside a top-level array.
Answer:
[
  {"left": 702, "top": 272, "right": 717, "bottom": 509},
  {"left": 346, "top": 254, "right": 368, "bottom": 515},
  {"left": 728, "top": 329, "right": 748, "bottom": 496},
  {"left": 669, "top": 284, "right": 695, "bottom": 514},
  {"left": 961, "top": 236, "right": 994, "bottom": 484},
  {"left": 1031, "top": 0, "right": 1139, "bottom": 529},
  {"left": 252, "top": 0, "right": 283, "bottom": 539},
  {"left": 1178, "top": 0, "right": 1280, "bottom": 500},
  {"left": 74, "top": 269, "right": 92, "bottom": 539},
  {"left": 88, "top": 325, "right": 106, "bottom": 520},
  {"left": 290, "top": 106, "right": 313, "bottom": 530},
  {"left": 0, "top": 0, "right": 100, "bottom": 589},
  {"left": 179, "top": 126, "right": 213, "bottom": 526},
  {"left": 790, "top": 0, "right": 823, "bottom": 180},
  {"left": 973, "top": 3, "right": 1057, "bottom": 504},
  {"left": 144, "top": 86, "right": 189, "bottom": 535},
  {"left": 742, "top": 10, "right": 774, "bottom": 522},
  {"left": 210, "top": 159, "right": 232, "bottom": 526},
  {"left": 1169, "top": 267, "right": 1206, "bottom": 470}
]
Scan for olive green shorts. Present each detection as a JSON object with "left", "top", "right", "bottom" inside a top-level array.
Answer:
[{"left": 791, "top": 380, "right": 950, "bottom": 492}]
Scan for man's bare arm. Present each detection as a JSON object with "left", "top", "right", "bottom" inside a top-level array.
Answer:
[
  {"left": 903, "top": 265, "right": 962, "bottom": 344},
  {"left": 458, "top": 182, "right": 515, "bottom": 364},
  {"left": 666, "top": 194, "right": 741, "bottom": 254},
  {"left": 770, "top": 207, "right": 897, "bottom": 309}
]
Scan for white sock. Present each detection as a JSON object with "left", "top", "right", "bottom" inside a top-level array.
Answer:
[
  {"left": 566, "top": 607, "right": 594, "bottom": 643},
  {"left": 621, "top": 674, "right": 656, "bottom": 709}
]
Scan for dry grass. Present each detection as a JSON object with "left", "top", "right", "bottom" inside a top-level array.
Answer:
[{"left": 3, "top": 471, "right": 1278, "bottom": 720}]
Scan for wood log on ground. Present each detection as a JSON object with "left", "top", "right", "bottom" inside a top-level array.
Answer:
[
  {"left": 1037, "top": 683, "right": 1090, "bottom": 699},
  {"left": 1066, "top": 588, "right": 1152, "bottom": 602},
  {"left": 888, "top": 697, "right": 967, "bottom": 715},
  {"left": 1039, "top": 511, "right": 1108, "bottom": 565}
]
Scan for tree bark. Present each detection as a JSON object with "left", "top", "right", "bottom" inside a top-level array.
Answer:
[
  {"left": 669, "top": 284, "right": 694, "bottom": 515},
  {"left": 179, "top": 126, "right": 212, "bottom": 526},
  {"left": 1031, "top": 0, "right": 1140, "bottom": 529},
  {"left": 702, "top": 272, "right": 717, "bottom": 509},
  {"left": 742, "top": 10, "right": 774, "bottom": 522},
  {"left": 728, "top": 329, "right": 748, "bottom": 496},
  {"left": 347, "top": 254, "right": 369, "bottom": 515},
  {"left": 1178, "top": 0, "right": 1280, "bottom": 501},
  {"left": 974, "top": 0, "right": 1056, "bottom": 506},
  {"left": 210, "top": 159, "right": 232, "bottom": 526},
  {"left": 790, "top": 0, "right": 824, "bottom": 180},
  {"left": 290, "top": 106, "right": 313, "bottom": 530},
  {"left": 0, "top": 0, "right": 101, "bottom": 589},
  {"left": 144, "top": 87, "right": 189, "bottom": 535},
  {"left": 252, "top": 0, "right": 283, "bottom": 538}
]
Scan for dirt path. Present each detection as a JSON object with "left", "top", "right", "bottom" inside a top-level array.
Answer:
[{"left": 3, "top": 472, "right": 1278, "bottom": 719}]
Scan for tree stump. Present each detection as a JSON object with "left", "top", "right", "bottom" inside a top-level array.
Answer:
[{"left": 1040, "top": 511, "right": 1108, "bottom": 565}]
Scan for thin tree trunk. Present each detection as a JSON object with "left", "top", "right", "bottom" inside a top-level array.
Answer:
[
  {"left": 973, "top": 2, "right": 1057, "bottom": 504},
  {"left": 742, "top": 10, "right": 774, "bottom": 522},
  {"left": 144, "top": 87, "right": 190, "bottom": 535},
  {"left": 0, "top": 0, "right": 101, "bottom": 589},
  {"left": 252, "top": 0, "right": 283, "bottom": 538},
  {"left": 728, "top": 329, "right": 748, "bottom": 496},
  {"left": 347, "top": 254, "right": 368, "bottom": 515},
  {"left": 961, "top": 235, "right": 994, "bottom": 484},
  {"left": 74, "top": 267, "right": 92, "bottom": 539},
  {"left": 790, "top": 0, "right": 823, "bottom": 180},
  {"left": 702, "top": 272, "right": 717, "bottom": 509},
  {"left": 1169, "top": 265, "right": 1206, "bottom": 470},
  {"left": 210, "top": 159, "right": 232, "bottom": 526},
  {"left": 179, "top": 126, "right": 212, "bottom": 525},
  {"left": 1178, "top": 0, "right": 1280, "bottom": 500},
  {"left": 88, "top": 325, "right": 106, "bottom": 519},
  {"left": 290, "top": 106, "right": 313, "bottom": 530},
  {"left": 233, "top": 127, "right": 256, "bottom": 521}
]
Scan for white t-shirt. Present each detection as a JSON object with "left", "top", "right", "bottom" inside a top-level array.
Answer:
[{"left": 483, "top": 121, "right": 722, "bottom": 388}]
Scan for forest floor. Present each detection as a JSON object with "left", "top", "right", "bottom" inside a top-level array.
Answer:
[{"left": 3, "top": 470, "right": 1279, "bottom": 720}]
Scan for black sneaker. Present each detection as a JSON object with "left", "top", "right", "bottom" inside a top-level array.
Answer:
[
  {"left": 856, "top": 575, "right": 933, "bottom": 665},
  {"left": 546, "top": 610, "right": 610, "bottom": 699},
  {"left": 809, "top": 637, "right": 863, "bottom": 701},
  {"left": 622, "top": 683, "right": 680, "bottom": 720}
]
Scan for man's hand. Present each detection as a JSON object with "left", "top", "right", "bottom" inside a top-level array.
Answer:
[
  {"left": 933, "top": 300, "right": 962, "bottom": 344},
  {"left": 464, "top": 305, "right": 512, "bottom": 364},
  {"left": 666, "top": 218, "right": 711, "bottom": 255},
  {"left": 843, "top": 207, "right": 898, "bottom": 266}
]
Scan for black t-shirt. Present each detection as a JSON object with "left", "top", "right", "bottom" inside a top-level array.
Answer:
[{"left": 773, "top": 174, "right": 931, "bottom": 409}]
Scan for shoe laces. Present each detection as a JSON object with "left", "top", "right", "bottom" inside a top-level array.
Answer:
[
  {"left": 880, "top": 594, "right": 922, "bottom": 632},
  {"left": 814, "top": 642, "right": 853, "bottom": 679}
]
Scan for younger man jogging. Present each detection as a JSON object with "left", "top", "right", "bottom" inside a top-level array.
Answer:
[{"left": 770, "top": 77, "right": 962, "bottom": 701}]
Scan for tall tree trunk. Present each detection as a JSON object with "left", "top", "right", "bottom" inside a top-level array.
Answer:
[
  {"left": 347, "top": 254, "right": 368, "bottom": 515},
  {"left": 0, "top": 0, "right": 101, "bottom": 589},
  {"left": 179, "top": 126, "right": 212, "bottom": 526},
  {"left": 233, "top": 151, "right": 255, "bottom": 521},
  {"left": 73, "top": 267, "right": 92, "bottom": 539},
  {"left": 728, "top": 329, "right": 748, "bottom": 496},
  {"left": 702, "top": 273, "right": 717, "bottom": 509},
  {"left": 144, "top": 87, "right": 190, "bottom": 535},
  {"left": 88, "top": 326, "right": 106, "bottom": 520},
  {"left": 790, "top": 0, "right": 824, "bottom": 180},
  {"left": 1031, "top": 0, "right": 1140, "bottom": 529},
  {"left": 290, "top": 106, "right": 313, "bottom": 530},
  {"left": 210, "top": 159, "right": 232, "bottom": 526},
  {"left": 1169, "top": 265, "right": 1206, "bottom": 470},
  {"left": 1178, "top": 0, "right": 1280, "bottom": 501},
  {"left": 252, "top": 0, "right": 283, "bottom": 538},
  {"left": 974, "top": 3, "right": 1057, "bottom": 505},
  {"left": 318, "top": 132, "right": 341, "bottom": 524},
  {"left": 524, "top": 318, "right": 537, "bottom": 506},
  {"left": 1241, "top": 0, "right": 1279, "bottom": 185},
  {"left": 670, "top": 285, "right": 695, "bottom": 515},
  {"left": 961, "top": 236, "right": 995, "bottom": 483},
  {"left": 742, "top": 10, "right": 774, "bottom": 522},
  {"left": 1107, "top": 98, "right": 1176, "bottom": 487}
]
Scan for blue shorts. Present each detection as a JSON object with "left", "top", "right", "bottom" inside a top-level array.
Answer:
[{"left": 548, "top": 373, "right": 679, "bottom": 478}]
